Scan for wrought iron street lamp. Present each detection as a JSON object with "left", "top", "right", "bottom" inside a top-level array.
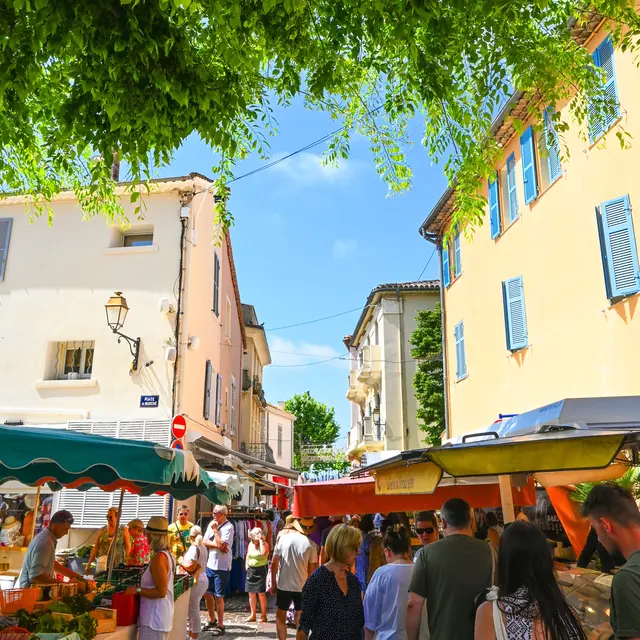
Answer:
[{"left": 105, "top": 292, "right": 141, "bottom": 371}]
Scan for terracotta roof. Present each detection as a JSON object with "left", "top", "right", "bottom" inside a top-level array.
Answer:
[
  {"left": 419, "top": 11, "right": 605, "bottom": 239},
  {"left": 350, "top": 280, "right": 440, "bottom": 347}
]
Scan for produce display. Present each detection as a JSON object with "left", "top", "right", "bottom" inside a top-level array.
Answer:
[{"left": 16, "top": 608, "right": 97, "bottom": 639}]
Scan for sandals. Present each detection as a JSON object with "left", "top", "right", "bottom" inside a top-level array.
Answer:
[
  {"left": 204, "top": 620, "right": 218, "bottom": 630},
  {"left": 211, "top": 626, "right": 226, "bottom": 636}
]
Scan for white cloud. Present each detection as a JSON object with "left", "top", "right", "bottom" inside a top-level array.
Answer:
[
  {"left": 271, "top": 152, "right": 352, "bottom": 185},
  {"left": 269, "top": 336, "right": 348, "bottom": 369},
  {"left": 332, "top": 238, "right": 357, "bottom": 260}
]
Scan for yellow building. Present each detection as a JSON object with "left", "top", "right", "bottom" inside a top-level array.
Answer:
[{"left": 419, "top": 17, "right": 640, "bottom": 439}]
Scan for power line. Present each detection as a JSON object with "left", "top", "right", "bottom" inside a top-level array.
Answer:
[
  {"left": 270, "top": 354, "right": 347, "bottom": 368},
  {"left": 416, "top": 245, "right": 438, "bottom": 281},
  {"left": 265, "top": 305, "right": 372, "bottom": 332}
]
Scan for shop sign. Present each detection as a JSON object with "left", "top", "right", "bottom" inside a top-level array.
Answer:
[
  {"left": 140, "top": 395, "right": 160, "bottom": 408},
  {"left": 374, "top": 462, "right": 442, "bottom": 495}
]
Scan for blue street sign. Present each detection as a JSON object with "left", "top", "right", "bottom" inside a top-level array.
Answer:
[{"left": 140, "top": 395, "right": 160, "bottom": 408}]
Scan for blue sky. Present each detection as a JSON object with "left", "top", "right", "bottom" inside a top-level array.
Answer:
[{"left": 165, "top": 99, "right": 448, "bottom": 447}]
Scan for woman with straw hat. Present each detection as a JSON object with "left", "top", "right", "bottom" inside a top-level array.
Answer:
[{"left": 125, "top": 516, "right": 174, "bottom": 640}]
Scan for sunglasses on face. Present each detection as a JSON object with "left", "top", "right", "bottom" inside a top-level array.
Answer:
[
  {"left": 179, "top": 513, "right": 189, "bottom": 518},
  {"left": 416, "top": 527, "right": 435, "bottom": 535}
]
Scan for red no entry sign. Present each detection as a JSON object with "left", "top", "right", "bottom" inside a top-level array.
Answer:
[
  {"left": 172, "top": 415, "right": 187, "bottom": 439},
  {"left": 171, "top": 440, "right": 184, "bottom": 450}
]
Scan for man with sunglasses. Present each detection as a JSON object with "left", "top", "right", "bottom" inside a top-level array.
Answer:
[
  {"left": 168, "top": 505, "right": 194, "bottom": 563},
  {"left": 414, "top": 511, "right": 439, "bottom": 554}
]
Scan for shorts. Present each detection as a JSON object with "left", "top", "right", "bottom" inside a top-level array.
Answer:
[
  {"left": 206, "top": 568, "right": 230, "bottom": 598},
  {"left": 276, "top": 589, "right": 302, "bottom": 612}
]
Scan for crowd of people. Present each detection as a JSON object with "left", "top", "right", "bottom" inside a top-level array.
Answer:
[{"left": 17, "top": 483, "right": 640, "bottom": 640}]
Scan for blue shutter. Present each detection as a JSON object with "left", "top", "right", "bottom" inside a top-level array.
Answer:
[
  {"left": 488, "top": 176, "right": 501, "bottom": 239},
  {"left": 598, "top": 196, "right": 640, "bottom": 298},
  {"left": 520, "top": 127, "right": 539, "bottom": 205},
  {"left": 544, "top": 108, "right": 562, "bottom": 183},
  {"left": 203, "top": 360, "right": 213, "bottom": 420},
  {"left": 215, "top": 373, "right": 223, "bottom": 426},
  {"left": 0, "top": 218, "right": 13, "bottom": 281},
  {"left": 441, "top": 244, "right": 450, "bottom": 288},
  {"left": 454, "top": 321, "right": 466, "bottom": 380},
  {"left": 506, "top": 154, "right": 518, "bottom": 223},
  {"left": 502, "top": 276, "right": 528, "bottom": 351},
  {"left": 590, "top": 37, "right": 620, "bottom": 142},
  {"left": 453, "top": 231, "right": 461, "bottom": 277}
]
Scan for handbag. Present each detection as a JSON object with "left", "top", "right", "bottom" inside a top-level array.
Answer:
[{"left": 492, "top": 601, "right": 508, "bottom": 640}]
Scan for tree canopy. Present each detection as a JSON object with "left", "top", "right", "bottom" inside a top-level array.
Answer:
[
  {"left": 284, "top": 391, "right": 340, "bottom": 468},
  {"left": 2, "top": 0, "right": 639, "bottom": 228},
  {"left": 409, "top": 304, "right": 445, "bottom": 446}
]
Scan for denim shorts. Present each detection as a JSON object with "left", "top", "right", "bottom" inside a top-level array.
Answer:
[{"left": 206, "top": 567, "right": 230, "bottom": 598}]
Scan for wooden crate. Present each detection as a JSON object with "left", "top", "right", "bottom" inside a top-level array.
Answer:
[{"left": 90, "top": 608, "right": 117, "bottom": 634}]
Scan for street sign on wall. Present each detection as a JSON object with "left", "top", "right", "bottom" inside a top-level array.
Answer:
[
  {"left": 171, "top": 415, "right": 187, "bottom": 440},
  {"left": 140, "top": 395, "right": 160, "bottom": 408},
  {"left": 171, "top": 440, "right": 184, "bottom": 450}
]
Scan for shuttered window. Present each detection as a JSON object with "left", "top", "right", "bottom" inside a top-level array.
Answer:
[
  {"left": 597, "top": 195, "right": 640, "bottom": 299},
  {"left": 442, "top": 244, "right": 450, "bottom": 287},
  {"left": 59, "top": 420, "right": 170, "bottom": 527},
  {"left": 520, "top": 127, "right": 539, "bottom": 204},
  {"left": 454, "top": 321, "right": 466, "bottom": 380},
  {"left": 0, "top": 218, "right": 13, "bottom": 281},
  {"left": 230, "top": 376, "right": 237, "bottom": 435},
  {"left": 215, "top": 373, "right": 223, "bottom": 427},
  {"left": 543, "top": 108, "right": 562, "bottom": 184},
  {"left": 589, "top": 36, "right": 620, "bottom": 142},
  {"left": 488, "top": 175, "right": 501, "bottom": 239},
  {"left": 506, "top": 154, "right": 518, "bottom": 224},
  {"left": 453, "top": 231, "right": 462, "bottom": 277},
  {"left": 213, "top": 253, "right": 220, "bottom": 316},
  {"left": 502, "top": 276, "right": 529, "bottom": 351},
  {"left": 204, "top": 360, "right": 213, "bottom": 420}
]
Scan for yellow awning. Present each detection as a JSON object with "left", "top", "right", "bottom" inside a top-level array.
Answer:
[{"left": 373, "top": 461, "right": 442, "bottom": 495}]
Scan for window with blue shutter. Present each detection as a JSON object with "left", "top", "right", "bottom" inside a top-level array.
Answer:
[
  {"left": 215, "top": 373, "right": 223, "bottom": 426},
  {"left": 441, "top": 244, "right": 450, "bottom": 288},
  {"left": 203, "top": 360, "right": 213, "bottom": 420},
  {"left": 454, "top": 321, "right": 466, "bottom": 380},
  {"left": 0, "top": 218, "right": 13, "bottom": 281},
  {"left": 213, "top": 252, "right": 220, "bottom": 316},
  {"left": 488, "top": 175, "right": 501, "bottom": 239},
  {"left": 520, "top": 127, "right": 539, "bottom": 205},
  {"left": 597, "top": 195, "right": 640, "bottom": 299},
  {"left": 506, "top": 154, "right": 518, "bottom": 224},
  {"left": 453, "top": 231, "right": 462, "bottom": 277},
  {"left": 544, "top": 108, "right": 562, "bottom": 184},
  {"left": 589, "top": 36, "right": 620, "bottom": 142},
  {"left": 502, "top": 276, "right": 529, "bottom": 351}
]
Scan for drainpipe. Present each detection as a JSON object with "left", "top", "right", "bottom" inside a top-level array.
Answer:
[
  {"left": 397, "top": 287, "right": 408, "bottom": 451},
  {"left": 435, "top": 237, "right": 451, "bottom": 440}
]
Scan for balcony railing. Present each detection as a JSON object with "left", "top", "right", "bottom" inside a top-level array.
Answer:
[{"left": 241, "top": 442, "right": 276, "bottom": 464}]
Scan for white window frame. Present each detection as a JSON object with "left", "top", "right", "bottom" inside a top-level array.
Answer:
[{"left": 56, "top": 341, "right": 95, "bottom": 380}]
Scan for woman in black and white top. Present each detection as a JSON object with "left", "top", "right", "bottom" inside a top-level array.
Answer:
[{"left": 474, "top": 521, "right": 586, "bottom": 640}]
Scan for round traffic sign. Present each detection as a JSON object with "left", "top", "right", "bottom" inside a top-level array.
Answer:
[
  {"left": 172, "top": 415, "right": 187, "bottom": 439},
  {"left": 171, "top": 440, "right": 184, "bottom": 450}
]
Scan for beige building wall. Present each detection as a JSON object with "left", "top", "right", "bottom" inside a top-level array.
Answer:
[{"left": 266, "top": 403, "right": 295, "bottom": 470}]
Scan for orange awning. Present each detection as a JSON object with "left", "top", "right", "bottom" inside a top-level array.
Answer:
[{"left": 293, "top": 475, "right": 536, "bottom": 517}]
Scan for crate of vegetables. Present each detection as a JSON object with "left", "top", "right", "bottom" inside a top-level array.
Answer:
[{"left": 89, "top": 609, "right": 116, "bottom": 634}]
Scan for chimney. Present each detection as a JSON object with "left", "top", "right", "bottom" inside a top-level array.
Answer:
[{"left": 111, "top": 152, "right": 120, "bottom": 182}]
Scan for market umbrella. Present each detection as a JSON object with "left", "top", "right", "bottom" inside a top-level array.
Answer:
[{"left": 0, "top": 425, "right": 230, "bottom": 503}]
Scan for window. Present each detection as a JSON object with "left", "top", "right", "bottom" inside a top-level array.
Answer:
[
  {"left": 225, "top": 297, "right": 231, "bottom": 340},
  {"left": 488, "top": 174, "right": 501, "bottom": 239},
  {"left": 505, "top": 153, "right": 519, "bottom": 224},
  {"left": 520, "top": 127, "right": 539, "bottom": 204},
  {"left": 543, "top": 108, "right": 562, "bottom": 184},
  {"left": 56, "top": 341, "right": 94, "bottom": 380},
  {"left": 230, "top": 376, "right": 236, "bottom": 435},
  {"left": 502, "top": 276, "right": 529, "bottom": 351},
  {"left": 0, "top": 218, "right": 13, "bottom": 281},
  {"left": 215, "top": 373, "right": 223, "bottom": 426},
  {"left": 596, "top": 195, "right": 640, "bottom": 300},
  {"left": 453, "top": 231, "right": 462, "bottom": 277},
  {"left": 277, "top": 424, "right": 283, "bottom": 458},
  {"left": 213, "top": 253, "right": 220, "bottom": 316},
  {"left": 203, "top": 360, "right": 213, "bottom": 420},
  {"left": 123, "top": 232, "right": 153, "bottom": 247},
  {"left": 441, "top": 243, "right": 450, "bottom": 287},
  {"left": 589, "top": 36, "right": 620, "bottom": 142},
  {"left": 454, "top": 321, "right": 466, "bottom": 380}
]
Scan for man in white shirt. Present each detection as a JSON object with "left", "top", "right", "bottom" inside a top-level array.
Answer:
[
  {"left": 269, "top": 517, "right": 318, "bottom": 640},
  {"left": 203, "top": 505, "right": 235, "bottom": 635}
]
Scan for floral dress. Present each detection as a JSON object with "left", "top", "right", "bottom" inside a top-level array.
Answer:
[
  {"left": 128, "top": 535, "right": 151, "bottom": 566},
  {"left": 97, "top": 526, "right": 126, "bottom": 567}
]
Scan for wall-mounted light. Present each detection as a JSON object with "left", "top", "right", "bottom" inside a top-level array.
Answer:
[{"left": 105, "top": 292, "right": 141, "bottom": 372}]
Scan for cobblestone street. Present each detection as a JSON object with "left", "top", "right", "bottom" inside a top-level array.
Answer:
[{"left": 198, "top": 595, "right": 281, "bottom": 640}]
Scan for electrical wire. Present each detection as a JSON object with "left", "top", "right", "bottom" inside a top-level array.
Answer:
[
  {"left": 265, "top": 304, "right": 373, "bottom": 332},
  {"left": 416, "top": 245, "right": 438, "bottom": 281}
]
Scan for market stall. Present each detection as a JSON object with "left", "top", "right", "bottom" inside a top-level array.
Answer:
[{"left": 0, "top": 425, "right": 237, "bottom": 640}]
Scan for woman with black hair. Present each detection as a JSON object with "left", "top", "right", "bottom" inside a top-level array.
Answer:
[
  {"left": 363, "top": 527, "right": 414, "bottom": 640},
  {"left": 474, "top": 521, "right": 586, "bottom": 640},
  {"left": 356, "top": 515, "right": 376, "bottom": 592}
]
